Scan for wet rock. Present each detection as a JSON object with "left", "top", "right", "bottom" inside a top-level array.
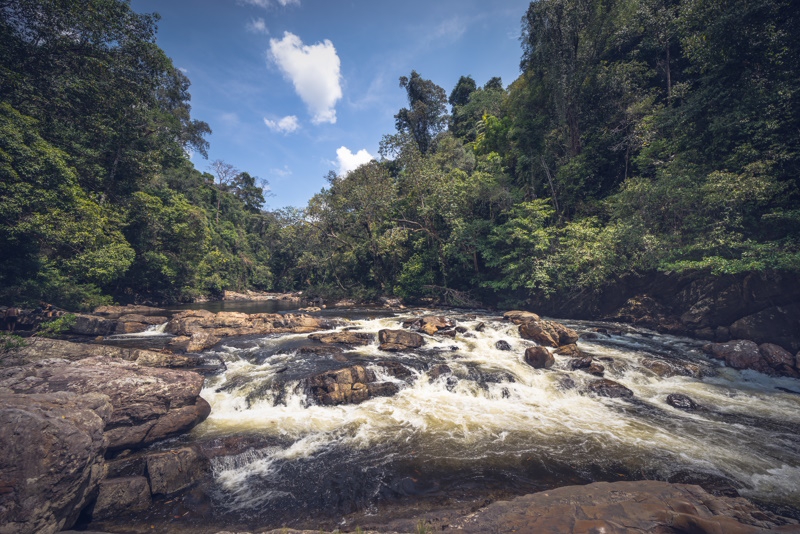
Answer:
[
  {"left": 428, "top": 364, "right": 452, "bottom": 381},
  {"left": 305, "top": 365, "right": 397, "bottom": 405},
  {"left": 132, "top": 351, "right": 202, "bottom": 369},
  {"left": 455, "top": 326, "right": 468, "bottom": 334},
  {"left": 186, "top": 331, "right": 221, "bottom": 353},
  {"left": 581, "top": 332, "right": 600, "bottom": 340},
  {"left": 519, "top": 319, "right": 578, "bottom": 348},
  {"left": 438, "top": 328, "right": 457, "bottom": 338},
  {"left": 377, "top": 360, "right": 413, "bottom": 379},
  {"left": 474, "top": 322, "right": 486, "bottom": 332},
  {"left": 557, "top": 376, "right": 576, "bottom": 390},
  {"left": 581, "top": 362, "right": 605, "bottom": 376},
  {"left": 308, "top": 331, "right": 373, "bottom": 345},
  {"left": 378, "top": 329, "right": 424, "bottom": 351},
  {"left": 586, "top": 378, "right": 634, "bottom": 398},
  {"left": 146, "top": 447, "right": 209, "bottom": 496},
  {"left": 524, "top": 346, "right": 554, "bottom": 369},
  {"left": 759, "top": 343, "right": 795, "bottom": 370},
  {"left": 554, "top": 343, "right": 585, "bottom": 358},
  {"left": 569, "top": 356, "right": 593, "bottom": 370},
  {"left": 445, "top": 480, "right": 796, "bottom": 533},
  {"left": 502, "top": 310, "right": 540, "bottom": 324},
  {"left": 403, "top": 316, "right": 455, "bottom": 335},
  {"left": 0, "top": 392, "right": 111, "bottom": 534},
  {"left": 641, "top": 357, "right": 704, "bottom": 378},
  {"left": 294, "top": 345, "right": 344, "bottom": 355},
  {"left": 666, "top": 393, "right": 699, "bottom": 411},
  {"left": 68, "top": 313, "right": 116, "bottom": 336},
  {"left": 708, "top": 340, "right": 772, "bottom": 374},
  {"left": 90, "top": 476, "right": 152, "bottom": 519},
  {"left": 114, "top": 321, "right": 149, "bottom": 334},
  {"left": 495, "top": 340, "right": 511, "bottom": 351},
  {"left": 729, "top": 303, "right": 800, "bottom": 352},
  {"left": 0, "top": 356, "right": 210, "bottom": 451}
]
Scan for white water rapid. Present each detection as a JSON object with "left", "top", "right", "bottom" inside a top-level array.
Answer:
[{"left": 187, "top": 310, "right": 800, "bottom": 526}]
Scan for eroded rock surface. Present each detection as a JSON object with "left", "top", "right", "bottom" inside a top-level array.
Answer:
[
  {"left": 308, "top": 331, "right": 373, "bottom": 345},
  {"left": 403, "top": 316, "right": 455, "bottom": 335},
  {"left": 524, "top": 346, "right": 554, "bottom": 369},
  {"left": 704, "top": 339, "right": 800, "bottom": 377},
  {"left": 0, "top": 357, "right": 210, "bottom": 451},
  {"left": 167, "top": 310, "right": 333, "bottom": 338},
  {"left": 445, "top": 480, "right": 797, "bottom": 533},
  {"left": 305, "top": 365, "right": 399, "bottom": 405},
  {"left": 504, "top": 311, "right": 579, "bottom": 348},
  {"left": 0, "top": 392, "right": 111, "bottom": 534},
  {"left": 90, "top": 476, "right": 151, "bottom": 520},
  {"left": 586, "top": 378, "right": 634, "bottom": 398},
  {"left": 378, "top": 329, "right": 424, "bottom": 351},
  {"left": 146, "top": 447, "right": 208, "bottom": 496}
]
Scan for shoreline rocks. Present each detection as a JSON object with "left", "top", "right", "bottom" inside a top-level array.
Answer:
[
  {"left": 0, "top": 356, "right": 210, "bottom": 451},
  {"left": 378, "top": 329, "right": 424, "bottom": 351},
  {"left": 503, "top": 310, "right": 578, "bottom": 348},
  {"left": 0, "top": 392, "right": 111, "bottom": 534},
  {"left": 304, "top": 365, "right": 400, "bottom": 405},
  {"left": 705, "top": 339, "right": 800, "bottom": 378}
]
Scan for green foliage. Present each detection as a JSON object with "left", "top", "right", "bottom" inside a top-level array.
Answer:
[
  {"left": 0, "top": 332, "right": 26, "bottom": 351},
  {"left": 36, "top": 314, "right": 76, "bottom": 338}
]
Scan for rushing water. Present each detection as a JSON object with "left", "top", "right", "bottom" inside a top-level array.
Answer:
[{"left": 91, "top": 308, "right": 800, "bottom": 532}]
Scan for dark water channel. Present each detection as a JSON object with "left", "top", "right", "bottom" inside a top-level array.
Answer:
[{"left": 81, "top": 307, "right": 800, "bottom": 532}]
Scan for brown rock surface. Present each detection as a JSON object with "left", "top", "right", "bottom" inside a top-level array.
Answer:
[
  {"left": 68, "top": 313, "right": 116, "bottom": 336},
  {"left": 586, "top": 378, "right": 634, "bottom": 398},
  {"left": 518, "top": 319, "right": 578, "bottom": 348},
  {"left": 378, "top": 329, "right": 424, "bottom": 351},
  {"left": 0, "top": 392, "right": 111, "bottom": 534},
  {"left": 502, "top": 310, "right": 541, "bottom": 324},
  {"left": 708, "top": 340, "right": 772, "bottom": 374},
  {"left": 146, "top": 447, "right": 208, "bottom": 496},
  {"left": 0, "top": 337, "right": 195, "bottom": 369},
  {"left": 308, "top": 331, "right": 373, "bottom": 345},
  {"left": 0, "top": 356, "right": 210, "bottom": 451},
  {"left": 305, "top": 365, "right": 398, "bottom": 405},
  {"left": 93, "top": 305, "right": 167, "bottom": 319},
  {"left": 729, "top": 303, "right": 800, "bottom": 352},
  {"left": 445, "top": 480, "right": 797, "bottom": 533},
  {"left": 759, "top": 343, "right": 796, "bottom": 369},
  {"left": 90, "top": 476, "right": 151, "bottom": 520},
  {"left": 166, "top": 310, "right": 333, "bottom": 338},
  {"left": 403, "top": 316, "right": 455, "bottom": 335},
  {"left": 524, "top": 346, "right": 554, "bottom": 369},
  {"left": 641, "top": 357, "right": 704, "bottom": 378}
]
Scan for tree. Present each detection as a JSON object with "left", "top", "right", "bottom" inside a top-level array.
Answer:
[
  {"left": 232, "top": 172, "right": 268, "bottom": 213},
  {"left": 484, "top": 77, "right": 503, "bottom": 91},
  {"left": 394, "top": 71, "right": 449, "bottom": 154},
  {"left": 449, "top": 75, "right": 477, "bottom": 107},
  {"left": 209, "top": 160, "right": 238, "bottom": 222}
]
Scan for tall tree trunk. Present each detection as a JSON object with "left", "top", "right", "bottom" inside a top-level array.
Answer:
[{"left": 216, "top": 189, "right": 221, "bottom": 223}]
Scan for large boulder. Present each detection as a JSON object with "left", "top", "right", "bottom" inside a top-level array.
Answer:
[
  {"left": 729, "top": 303, "right": 800, "bottom": 352},
  {"left": 0, "top": 392, "right": 111, "bottom": 534},
  {"left": 707, "top": 340, "right": 772, "bottom": 374},
  {"left": 145, "top": 447, "right": 208, "bottom": 496},
  {"left": 68, "top": 313, "right": 116, "bottom": 336},
  {"left": 586, "top": 379, "right": 634, "bottom": 398},
  {"left": 0, "top": 357, "right": 210, "bottom": 451},
  {"left": 90, "top": 476, "right": 152, "bottom": 520},
  {"left": 524, "top": 346, "right": 554, "bottom": 369},
  {"left": 305, "top": 365, "right": 399, "bottom": 405},
  {"left": 308, "top": 331, "right": 373, "bottom": 345},
  {"left": 641, "top": 357, "right": 704, "bottom": 379},
  {"left": 445, "top": 480, "right": 796, "bottom": 533},
  {"left": 378, "top": 329, "right": 424, "bottom": 351},
  {"left": 759, "top": 343, "right": 797, "bottom": 376},
  {"left": 519, "top": 319, "right": 579, "bottom": 348},
  {"left": 503, "top": 310, "right": 541, "bottom": 324},
  {"left": 403, "top": 316, "right": 455, "bottom": 336}
]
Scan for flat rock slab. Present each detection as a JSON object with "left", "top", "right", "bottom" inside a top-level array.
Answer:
[
  {"left": 0, "top": 356, "right": 210, "bottom": 451},
  {"left": 446, "top": 480, "right": 798, "bottom": 533}
]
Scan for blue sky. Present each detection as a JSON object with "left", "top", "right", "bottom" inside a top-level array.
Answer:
[{"left": 131, "top": 0, "right": 532, "bottom": 208}]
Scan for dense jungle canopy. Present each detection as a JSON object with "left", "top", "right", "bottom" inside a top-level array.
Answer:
[{"left": 1, "top": 0, "right": 798, "bottom": 310}]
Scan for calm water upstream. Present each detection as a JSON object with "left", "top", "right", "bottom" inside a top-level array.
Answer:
[{"left": 86, "top": 307, "right": 800, "bottom": 532}]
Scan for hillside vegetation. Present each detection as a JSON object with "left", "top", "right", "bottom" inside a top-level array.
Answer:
[{"left": 1, "top": 0, "right": 798, "bottom": 309}]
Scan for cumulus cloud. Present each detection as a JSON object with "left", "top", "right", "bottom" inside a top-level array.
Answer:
[
  {"left": 246, "top": 17, "right": 269, "bottom": 34},
  {"left": 336, "top": 146, "right": 374, "bottom": 175},
  {"left": 269, "top": 32, "right": 342, "bottom": 124},
  {"left": 264, "top": 115, "right": 299, "bottom": 133}
]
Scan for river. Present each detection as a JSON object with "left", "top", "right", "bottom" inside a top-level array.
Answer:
[{"left": 87, "top": 306, "right": 800, "bottom": 532}]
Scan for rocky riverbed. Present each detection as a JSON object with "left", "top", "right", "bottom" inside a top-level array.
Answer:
[{"left": 1, "top": 303, "right": 799, "bottom": 533}]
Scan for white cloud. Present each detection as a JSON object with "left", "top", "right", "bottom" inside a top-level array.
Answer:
[
  {"left": 270, "top": 166, "right": 292, "bottom": 177},
  {"left": 264, "top": 115, "right": 299, "bottom": 133},
  {"left": 246, "top": 17, "right": 269, "bottom": 34},
  {"left": 178, "top": 67, "right": 189, "bottom": 74},
  {"left": 336, "top": 146, "right": 373, "bottom": 175},
  {"left": 269, "top": 32, "right": 342, "bottom": 124},
  {"left": 241, "top": 0, "right": 299, "bottom": 8}
]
